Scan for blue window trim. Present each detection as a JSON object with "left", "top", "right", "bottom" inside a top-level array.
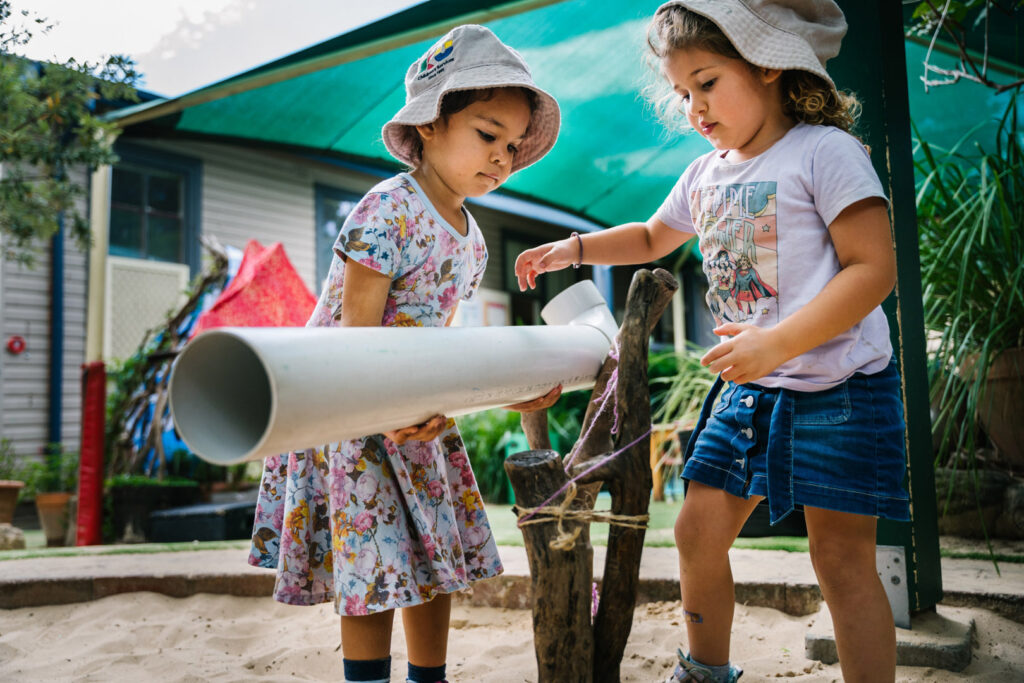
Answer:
[
  {"left": 112, "top": 141, "right": 202, "bottom": 275},
  {"left": 314, "top": 183, "right": 362, "bottom": 285}
]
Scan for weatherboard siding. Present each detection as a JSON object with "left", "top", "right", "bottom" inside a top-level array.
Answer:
[
  {"left": 131, "top": 140, "right": 326, "bottom": 292},
  {"left": 0, "top": 166, "right": 88, "bottom": 457}
]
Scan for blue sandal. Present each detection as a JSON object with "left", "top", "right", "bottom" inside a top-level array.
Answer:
[{"left": 665, "top": 649, "right": 743, "bottom": 683}]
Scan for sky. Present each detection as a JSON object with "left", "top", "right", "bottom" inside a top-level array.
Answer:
[{"left": 16, "top": 0, "right": 422, "bottom": 97}]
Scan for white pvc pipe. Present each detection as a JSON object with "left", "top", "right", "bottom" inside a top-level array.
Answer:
[{"left": 169, "top": 280, "right": 616, "bottom": 466}]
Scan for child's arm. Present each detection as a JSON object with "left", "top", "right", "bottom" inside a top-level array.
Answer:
[
  {"left": 342, "top": 259, "right": 448, "bottom": 444},
  {"left": 340, "top": 259, "right": 391, "bottom": 327},
  {"left": 514, "top": 216, "right": 694, "bottom": 291},
  {"left": 701, "top": 197, "right": 896, "bottom": 384}
]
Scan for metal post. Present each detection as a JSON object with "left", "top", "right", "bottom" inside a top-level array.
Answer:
[{"left": 834, "top": 0, "right": 943, "bottom": 613}]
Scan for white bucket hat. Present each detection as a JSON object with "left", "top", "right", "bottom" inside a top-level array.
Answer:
[
  {"left": 656, "top": 0, "right": 847, "bottom": 88},
  {"left": 382, "top": 24, "right": 561, "bottom": 172}
]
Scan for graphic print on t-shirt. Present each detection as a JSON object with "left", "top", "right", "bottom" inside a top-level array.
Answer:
[{"left": 690, "top": 182, "right": 779, "bottom": 325}]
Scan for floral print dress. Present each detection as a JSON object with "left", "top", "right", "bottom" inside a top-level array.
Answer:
[{"left": 249, "top": 173, "right": 502, "bottom": 615}]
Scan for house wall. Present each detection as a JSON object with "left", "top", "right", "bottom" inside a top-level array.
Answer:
[
  {"left": 130, "top": 140, "right": 381, "bottom": 293},
  {"left": 0, "top": 139, "right": 597, "bottom": 459},
  {"left": 0, "top": 165, "right": 89, "bottom": 457}
]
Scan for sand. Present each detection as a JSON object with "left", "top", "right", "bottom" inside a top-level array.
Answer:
[{"left": 1, "top": 593, "right": 1022, "bottom": 682}]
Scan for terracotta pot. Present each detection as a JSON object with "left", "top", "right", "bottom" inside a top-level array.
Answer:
[
  {"left": 35, "top": 492, "right": 72, "bottom": 547},
  {"left": 979, "top": 348, "right": 1024, "bottom": 468},
  {"left": 0, "top": 480, "right": 24, "bottom": 525}
]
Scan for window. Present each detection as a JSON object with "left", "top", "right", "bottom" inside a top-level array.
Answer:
[
  {"left": 109, "top": 144, "right": 200, "bottom": 271},
  {"left": 315, "top": 184, "right": 362, "bottom": 286},
  {"left": 502, "top": 233, "right": 581, "bottom": 326}
]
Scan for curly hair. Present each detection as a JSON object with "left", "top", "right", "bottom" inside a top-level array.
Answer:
[{"left": 645, "top": 4, "right": 860, "bottom": 134}]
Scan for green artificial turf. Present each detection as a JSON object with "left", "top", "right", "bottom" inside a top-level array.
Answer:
[
  {"left": 485, "top": 500, "right": 811, "bottom": 551},
  {"left": 3, "top": 500, "right": 1021, "bottom": 563}
]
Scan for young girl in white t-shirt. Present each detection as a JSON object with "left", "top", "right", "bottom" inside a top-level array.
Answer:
[{"left": 515, "top": 2, "right": 909, "bottom": 682}]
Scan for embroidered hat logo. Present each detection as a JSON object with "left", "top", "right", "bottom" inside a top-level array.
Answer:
[{"left": 418, "top": 39, "right": 455, "bottom": 75}]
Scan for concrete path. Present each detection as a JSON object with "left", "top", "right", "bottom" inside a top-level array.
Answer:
[{"left": 2, "top": 545, "right": 1021, "bottom": 624}]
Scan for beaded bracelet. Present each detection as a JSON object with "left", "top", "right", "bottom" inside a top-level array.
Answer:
[{"left": 570, "top": 231, "right": 582, "bottom": 269}]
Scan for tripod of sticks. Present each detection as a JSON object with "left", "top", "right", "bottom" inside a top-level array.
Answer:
[{"left": 505, "top": 268, "right": 679, "bottom": 683}]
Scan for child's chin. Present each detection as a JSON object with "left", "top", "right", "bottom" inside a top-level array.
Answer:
[{"left": 468, "top": 183, "right": 501, "bottom": 196}]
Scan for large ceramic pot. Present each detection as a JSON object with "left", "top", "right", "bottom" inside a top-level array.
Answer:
[
  {"left": 0, "top": 480, "right": 24, "bottom": 524},
  {"left": 979, "top": 348, "right": 1024, "bottom": 468},
  {"left": 35, "top": 491, "right": 72, "bottom": 547}
]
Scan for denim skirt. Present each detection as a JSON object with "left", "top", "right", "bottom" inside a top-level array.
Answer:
[{"left": 681, "top": 357, "right": 911, "bottom": 524}]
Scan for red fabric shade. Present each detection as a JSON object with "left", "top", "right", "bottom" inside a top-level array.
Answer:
[{"left": 193, "top": 240, "right": 316, "bottom": 335}]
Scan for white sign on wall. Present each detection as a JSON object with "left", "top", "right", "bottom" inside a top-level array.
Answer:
[{"left": 451, "top": 287, "right": 510, "bottom": 327}]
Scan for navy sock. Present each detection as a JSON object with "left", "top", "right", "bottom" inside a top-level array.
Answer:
[
  {"left": 407, "top": 662, "right": 446, "bottom": 683},
  {"left": 343, "top": 656, "right": 391, "bottom": 683}
]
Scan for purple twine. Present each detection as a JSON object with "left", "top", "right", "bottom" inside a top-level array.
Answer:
[{"left": 563, "top": 342, "right": 621, "bottom": 473}]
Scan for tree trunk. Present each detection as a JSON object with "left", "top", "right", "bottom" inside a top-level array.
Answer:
[
  {"left": 505, "top": 449, "right": 594, "bottom": 682},
  {"left": 590, "top": 268, "right": 677, "bottom": 682}
]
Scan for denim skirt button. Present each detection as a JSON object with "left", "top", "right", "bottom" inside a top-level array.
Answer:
[
  {"left": 741, "top": 395, "right": 754, "bottom": 407},
  {"left": 742, "top": 427, "right": 754, "bottom": 439}
]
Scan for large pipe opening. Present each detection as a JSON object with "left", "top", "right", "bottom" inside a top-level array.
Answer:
[{"left": 169, "top": 332, "right": 273, "bottom": 465}]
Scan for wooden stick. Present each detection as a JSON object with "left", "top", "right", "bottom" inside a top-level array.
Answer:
[
  {"left": 505, "top": 449, "right": 594, "bottom": 682},
  {"left": 591, "top": 268, "right": 677, "bottom": 682}
]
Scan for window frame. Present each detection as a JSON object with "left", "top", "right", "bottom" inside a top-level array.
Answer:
[
  {"left": 314, "top": 183, "right": 363, "bottom": 286},
  {"left": 500, "top": 228, "right": 587, "bottom": 326},
  {"left": 110, "top": 142, "right": 202, "bottom": 274}
]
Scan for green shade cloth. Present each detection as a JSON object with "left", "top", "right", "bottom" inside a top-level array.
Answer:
[
  {"left": 116, "top": 0, "right": 708, "bottom": 229},
  {"left": 114, "top": 0, "right": 1020, "bottom": 232}
]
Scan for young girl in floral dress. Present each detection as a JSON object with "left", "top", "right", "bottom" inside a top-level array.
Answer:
[{"left": 249, "top": 25, "right": 560, "bottom": 683}]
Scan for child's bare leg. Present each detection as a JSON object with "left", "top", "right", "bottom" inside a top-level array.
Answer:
[
  {"left": 341, "top": 610, "right": 395, "bottom": 660},
  {"left": 804, "top": 507, "right": 895, "bottom": 683},
  {"left": 674, "top": 482, "right": 762, "bottom": 665},
  {"left": 402, "top": 592, "right": 452, "bottom": 667}
]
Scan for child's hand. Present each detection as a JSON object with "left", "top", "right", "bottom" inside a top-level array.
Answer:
[
  {"left": 514, "top": 239, "right": 577, "bottom": 290},
  {"left": 385, "top": 415, "right": 448, "bottom": 445},
  {"left": 502, "top": 385, "right": 562, "bottom": 413},
  {"left": 701, "top": 323, "right": 790, "bottom": 385}
]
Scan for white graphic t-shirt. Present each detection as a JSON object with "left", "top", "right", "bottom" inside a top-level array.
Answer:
[{"left": 656, "top": 123, "right": 893, "bottom": 391}]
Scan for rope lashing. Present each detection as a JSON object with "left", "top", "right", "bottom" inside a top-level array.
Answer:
[
  {"left": 513, "top": 337, "right": 652, "bottom": 550},
  {"left": 514, "top": 427, "right": 652, "bottom": 550},
  {"left": 515, "top": 482, "right": 650, "bottom": 550}
]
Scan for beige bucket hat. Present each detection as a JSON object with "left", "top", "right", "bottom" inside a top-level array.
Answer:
[
  {"left": 656, "top": 0, "right": 847, "bottom": 88},
  {"left": 382, "top": 24, "right": 561, "bottom": 172}
]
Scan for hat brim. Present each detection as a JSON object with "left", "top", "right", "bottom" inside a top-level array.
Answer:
[
  {"left": 666, "top": 0, "right": 837, "bottom": 88},
  {"left": 382, "top": 63, "right": 560, "bottom": 172}
]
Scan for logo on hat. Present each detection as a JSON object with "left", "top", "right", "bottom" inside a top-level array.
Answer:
[{"left": 418, "top": 39, "right": 455, "bottom": 73}]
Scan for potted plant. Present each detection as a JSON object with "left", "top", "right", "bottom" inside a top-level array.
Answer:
[
  {"left": 651, "top": 345, "right": 717, "bottom": 435},
  {"left": 0, "top": 437, "right": 25, "bottom": 525},
  {"left": 27, "top": 445, "right": 79, "bottom": 546},
  {"left": 915, "top": 97, "right": 1024, "bottom": 473}
]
